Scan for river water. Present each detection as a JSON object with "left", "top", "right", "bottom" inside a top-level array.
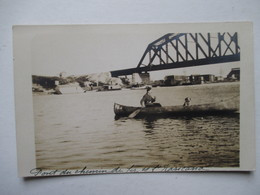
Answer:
[{"left": 33, "top": 82, "right": 239, "bottom": 170}]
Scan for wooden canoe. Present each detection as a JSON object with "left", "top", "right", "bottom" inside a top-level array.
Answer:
[{"left": 114, "top": 101, "right": 239, "bottom": 117}]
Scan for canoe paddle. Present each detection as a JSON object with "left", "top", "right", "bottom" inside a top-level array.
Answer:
[{"left": 128, "top": 108, "right": 142, "bottom": 118}]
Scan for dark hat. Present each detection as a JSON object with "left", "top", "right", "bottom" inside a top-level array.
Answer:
[{"left": 146, "top": 86, "right": 152, "bottom": 91}]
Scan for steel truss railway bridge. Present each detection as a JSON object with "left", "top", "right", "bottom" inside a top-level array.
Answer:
[{"left": 110, "top": 32, "right": 240, "bottom": 77}]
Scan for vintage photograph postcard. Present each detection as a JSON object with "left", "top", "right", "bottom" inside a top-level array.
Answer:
[{"left": 13, "top": 22, "right": 255, "bottom": 177}]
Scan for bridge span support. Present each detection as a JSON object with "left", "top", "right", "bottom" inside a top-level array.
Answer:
[{"left": 132, "top": 73, "right": 150, "bottom": 85}]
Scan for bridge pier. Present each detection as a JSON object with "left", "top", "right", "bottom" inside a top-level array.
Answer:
[{"left": 132, "top": 73, "right": 150, "bottom": 85}]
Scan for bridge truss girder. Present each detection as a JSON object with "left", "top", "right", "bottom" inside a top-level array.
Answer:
[{"left": 110, "top": 32, "right": 240, "bottom": 77}]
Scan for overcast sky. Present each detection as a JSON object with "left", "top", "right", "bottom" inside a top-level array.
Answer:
[{"left": 31, "top": 25, "right": 240, "bottom": 80}]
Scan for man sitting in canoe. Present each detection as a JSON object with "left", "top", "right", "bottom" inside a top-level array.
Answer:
[{"left": 140, "top": 86, "right": 162, "bottom": 107}]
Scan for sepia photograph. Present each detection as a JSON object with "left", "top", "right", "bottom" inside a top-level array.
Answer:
[
  {"left": 13, "top": 23, "right": 254, "bottom": 176},
  {"left": 2, "top": 0, "right": 258, "bottom": 192}
]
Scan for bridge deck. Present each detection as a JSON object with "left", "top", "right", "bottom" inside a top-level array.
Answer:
[{"left": 110, "top": 54, "right": 240, "bottom": 77}]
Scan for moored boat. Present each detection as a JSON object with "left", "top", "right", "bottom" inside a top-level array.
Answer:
[
  {"left": 97, "top": 84, "right": 122, "bottom": 92},
  {"left": 114, "top": 101, "right": 239, "bottom": 118},
  {"left": 54, "top": 83, "right": 84, "bottom": 94}
]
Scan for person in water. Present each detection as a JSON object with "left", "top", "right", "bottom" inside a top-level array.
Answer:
[{"left": 140, "top": 86, "right": 161, "bottom": 107}]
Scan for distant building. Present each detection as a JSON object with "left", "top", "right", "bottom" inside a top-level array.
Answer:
[
  {"left": 190, "top": 75, "right": 203, "bottom": 84},
  {"left": 164, "top": 75, "right": 190, "bottom": 86},
  {"left": 201, "top": 74, "right": 215, "bottom": 83},
  {"left": 227, "top": 68, "right": 240, "bottom": 80},
  {"left": 189, "top": 74, "right": 215, "bottom": 84},
  {"left": 215, "top": 76, "right": 224, "bottom": 82},
  {"left": 152, "top": 80, "right": 165, "bottom": 87}
]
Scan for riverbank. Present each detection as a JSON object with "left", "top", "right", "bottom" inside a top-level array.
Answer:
[{"left": 33, "top": 80, "right": 240, "bottom": 96}]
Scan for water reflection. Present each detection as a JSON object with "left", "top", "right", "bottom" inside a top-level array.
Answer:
[
  {"left": 113, "top": 114, "right": 239, "bottom": 167},
  {"left": 142, "top": 116, "right": 158, "bottom": 130}
]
